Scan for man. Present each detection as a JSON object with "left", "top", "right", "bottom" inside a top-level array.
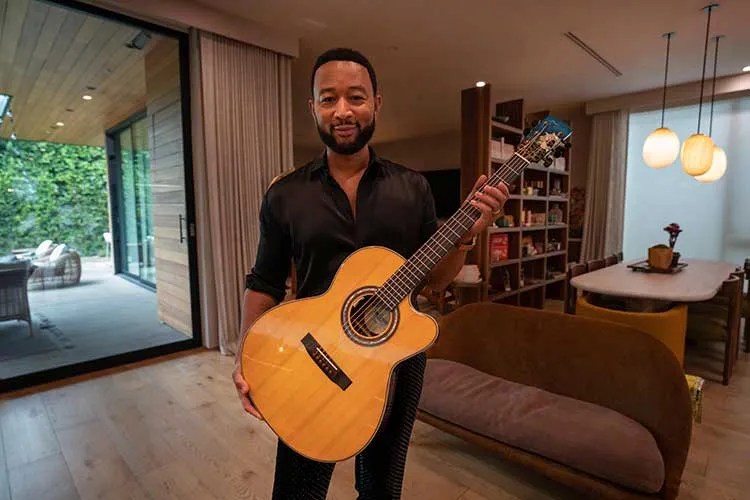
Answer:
[{"left": 233, "top": 48, "right": 509, "bottom": 499}]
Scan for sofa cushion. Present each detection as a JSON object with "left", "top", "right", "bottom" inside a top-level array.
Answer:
[{"left": 418, "top": 359, "right": 665, "bottom": 494}]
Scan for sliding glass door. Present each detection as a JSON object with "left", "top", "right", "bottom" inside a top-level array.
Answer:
[{"left": 110, "top": 113, "right": 155, "bottom": 287}]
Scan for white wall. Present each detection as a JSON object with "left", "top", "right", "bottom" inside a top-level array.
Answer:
[{"left": 623, "top": 96, "right": 750, "bottom": 265}]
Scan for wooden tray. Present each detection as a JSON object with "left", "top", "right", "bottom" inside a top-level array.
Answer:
[{"left": 627, "top": 260, "right": 687, "bottom": 274}]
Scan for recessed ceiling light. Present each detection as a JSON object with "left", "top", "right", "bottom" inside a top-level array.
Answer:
[
  {"left": 56, "top": 121, "right": 64, "bottom": 127},
  {"left": 743, "top": 66, "right": 750, "bottom": 72},
  {"left": 476, "top": 81, "right": 486, "bottom": 87},
  {"left": 82, "top": 95, "right": 92, "bottom": 100}
]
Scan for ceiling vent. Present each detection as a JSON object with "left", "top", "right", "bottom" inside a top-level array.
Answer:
[{"left": 564, "top": 32, "right": 622, "bottom": 77}]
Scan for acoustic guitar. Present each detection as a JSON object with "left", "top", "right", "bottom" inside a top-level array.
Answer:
[{"left": 240, "top": 116, "right": 572, "bottom": 462}]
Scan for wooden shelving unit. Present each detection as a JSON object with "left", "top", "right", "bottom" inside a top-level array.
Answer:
[{"left": 460, "top": 84, "right": 572, "bottom": 309}]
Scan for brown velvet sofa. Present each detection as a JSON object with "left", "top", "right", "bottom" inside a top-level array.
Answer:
[{"left": 416, "top": 302, "right": 693, "bottom": 500}]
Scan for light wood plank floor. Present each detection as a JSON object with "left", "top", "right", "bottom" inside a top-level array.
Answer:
[{"left": 1, "top": 345, "right": 748, "bottom": 500}]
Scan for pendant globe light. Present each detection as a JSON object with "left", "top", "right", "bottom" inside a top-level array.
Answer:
[
  {"left": 681, "top": 3, "right": 718, "bottom": 176},
  {"left": 695, "top": 35, "right": 727, "bottom": 182},
  {"left": 643, "top": 32, "right": 680, "bottom": 168}
]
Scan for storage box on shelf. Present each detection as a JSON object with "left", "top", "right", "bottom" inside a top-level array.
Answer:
[{"left": 460, "top": 85, "right": 572, "bottom": 309}]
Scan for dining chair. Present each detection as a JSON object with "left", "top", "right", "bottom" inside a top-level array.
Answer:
[
  {"left": 743, "top": 258, "right": 749, "bottom": 353},
  {"left": 604, "top": 254, "right": 618, "bottom": 267},
  {"left": 685, "top": 271, "right": 744, "bottom": 385},
  {"left": 565, "top": 262, "right": 587, "bottom": 314},
  {"left": 586, "top": 258, "right": 605, "bottom": 273}
]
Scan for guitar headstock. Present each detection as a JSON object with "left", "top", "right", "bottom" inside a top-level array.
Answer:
[{"left": 518, "top": 117, "right": 572, "bottom": 166}]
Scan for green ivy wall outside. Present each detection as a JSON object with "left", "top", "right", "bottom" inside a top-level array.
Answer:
[{"left": 0, "top": 139, "right": 109, "bottom": 257}]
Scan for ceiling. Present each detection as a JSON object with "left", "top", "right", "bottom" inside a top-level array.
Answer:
[
  {"left": 0, "top": 0, "right": 162, "bottom": 146},
  {"left": 192, "top": 0, "right": 750, "bottom": 148}
]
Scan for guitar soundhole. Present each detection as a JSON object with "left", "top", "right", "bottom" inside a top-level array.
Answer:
[{"left": 342, "top": 287, "right": 399, "bottom": 346}]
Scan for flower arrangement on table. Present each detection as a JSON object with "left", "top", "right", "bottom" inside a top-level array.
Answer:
[
  {"left": 647, "top": 223, "right": 683, "bottom": 270},
  {"left": 664, "top": 223, "right": 682, "bottom": 249}
]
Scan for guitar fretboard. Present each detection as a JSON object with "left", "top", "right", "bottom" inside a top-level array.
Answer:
[{"left": 375, "top": 145, "right": 539, "bottom": 310}]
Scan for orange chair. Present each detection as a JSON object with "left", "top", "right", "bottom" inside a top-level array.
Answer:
[{"left": 576, "top": 294, "right": 688, "bottom": 367}]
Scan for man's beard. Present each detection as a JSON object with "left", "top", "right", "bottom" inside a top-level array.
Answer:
[{"left": 316, "top": 118, "right": 376, "bottom": 155}]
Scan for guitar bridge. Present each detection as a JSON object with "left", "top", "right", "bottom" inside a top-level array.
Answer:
[{"left": 301, "top": 333, "right": 352, "bottom": 391}]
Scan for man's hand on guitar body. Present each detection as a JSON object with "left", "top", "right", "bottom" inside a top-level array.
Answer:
[
  {"left": 234, "top": 289, "right": 279, "bottom": 420},
  {"left": 233, "top": 361, "right": 263, "bottom": 420}
]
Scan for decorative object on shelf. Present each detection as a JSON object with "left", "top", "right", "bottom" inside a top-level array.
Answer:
[
  {"left": 681, "top": 4, "right": 718, "bottom": 177},
  {"left": 695, "top": 35, "right": 727, "bottom": 183},
  {"left": 503, "top": 269, "right": 512, "bottom": 291},
  {"left": 490, "top": 233, "right": 509, "bottom": 263},
  {"left": 643, "top": 32, "right": 680, "bottom": 169},
  {"left": 548, "top": 204, "right": 564, "bottom": 224},
  {"left": 530, "top": 213, "right": 545, "bottom": 226},
  {"left": 494, "top": 214, "right": 514, "bottom": 227},
  {"left": 521, "top": 236, "right": 544, "bottom": 257},
  {"left": 550, "top": 178, "right": 563, "bottom": 196},
  {"left": 454, "top": 264, "right": 482, "bottom": 285}
]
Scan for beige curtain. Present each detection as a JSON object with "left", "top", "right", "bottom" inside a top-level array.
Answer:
[
  {"left": 581, "top": 109, "right": 628, "bottom": 262},
  {"left": 190, "top": 29, "right": 293, "bottom": 354}
]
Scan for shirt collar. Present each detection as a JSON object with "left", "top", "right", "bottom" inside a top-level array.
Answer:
[{"left": 309, "top": 146, "right": 383, "bottom": 180}]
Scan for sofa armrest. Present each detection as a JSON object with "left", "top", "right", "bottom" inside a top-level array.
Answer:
[{"left": 427, "top": 302, "right": 692, "bottom": 499}]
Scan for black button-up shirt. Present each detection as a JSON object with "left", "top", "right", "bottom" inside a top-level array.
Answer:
[{"left": 246, "top": 147, "right": 438, "bottom": 302}]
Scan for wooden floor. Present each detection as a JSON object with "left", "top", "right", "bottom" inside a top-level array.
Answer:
[{"left": 0, "top": 343, "right": 748, "bottom": 499}]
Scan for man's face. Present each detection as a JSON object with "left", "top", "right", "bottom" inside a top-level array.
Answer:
[{"left": 309, "top": 61, "right": 381, "bottom": 155}]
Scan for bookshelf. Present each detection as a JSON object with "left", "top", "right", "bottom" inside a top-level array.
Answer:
[{"left": 460, "top": 84, "right": 572, "bottom": 309}]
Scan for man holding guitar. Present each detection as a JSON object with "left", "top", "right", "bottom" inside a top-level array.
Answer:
[{"left": 233, "top": 48, "right": 509, "bottom": 499}]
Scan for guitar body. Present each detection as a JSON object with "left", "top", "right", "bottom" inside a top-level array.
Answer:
[{"left": 240, "top": 246, "right": 438, "bottom": 463}]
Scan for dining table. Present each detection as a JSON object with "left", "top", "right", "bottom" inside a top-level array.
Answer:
[{"left": 570, "top": 257, "right": 738, "bottom": 311}]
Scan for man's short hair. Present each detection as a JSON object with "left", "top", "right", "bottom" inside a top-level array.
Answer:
[{"left": 310, "top": 48, "right": 378, "bottom": 96}]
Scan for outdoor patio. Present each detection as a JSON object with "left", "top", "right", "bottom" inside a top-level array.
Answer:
[{"left": 0, "top": 257, "right": 189, "bottom": 381}]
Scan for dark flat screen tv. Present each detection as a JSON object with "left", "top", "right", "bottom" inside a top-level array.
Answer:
[{"left": 420, "top": 169, "right": 461, "bottom": 219}]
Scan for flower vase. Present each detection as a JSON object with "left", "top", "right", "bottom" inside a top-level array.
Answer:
[
  {"left": 648, "top": 245, "right": 673, "bottom": 271},
  {"left": 671, "top": 251, "right": 681, "bottom": 268}
]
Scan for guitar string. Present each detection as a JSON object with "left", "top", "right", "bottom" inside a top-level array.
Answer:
[
  {"left": 347, "top": 138, "right": 552, "bottom": 335},
  {"left": 347, "top": 137, "right": 556, "bottom": 335},
  {"left": 373, "top": 137, "right": 546, "bottom": 304},
  {"left": 370, "top": 138, "right": 545, "bottom": 307}
]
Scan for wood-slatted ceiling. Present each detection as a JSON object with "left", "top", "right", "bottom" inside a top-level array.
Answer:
[{"left": 0, "top": 0, "right": 166, "bottom": 147}]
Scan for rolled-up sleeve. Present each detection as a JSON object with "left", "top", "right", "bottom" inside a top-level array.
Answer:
[{"left": 245, "top": 191, "right": 291, "bottom": 303}]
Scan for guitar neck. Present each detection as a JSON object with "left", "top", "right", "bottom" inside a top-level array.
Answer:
[{"left": 376, "top": 151, "right": 532, "bottom": 309}]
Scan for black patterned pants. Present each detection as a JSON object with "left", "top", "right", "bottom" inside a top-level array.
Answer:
[{"left": 270, "top": 352, "right": 427, "bottom": 500}]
